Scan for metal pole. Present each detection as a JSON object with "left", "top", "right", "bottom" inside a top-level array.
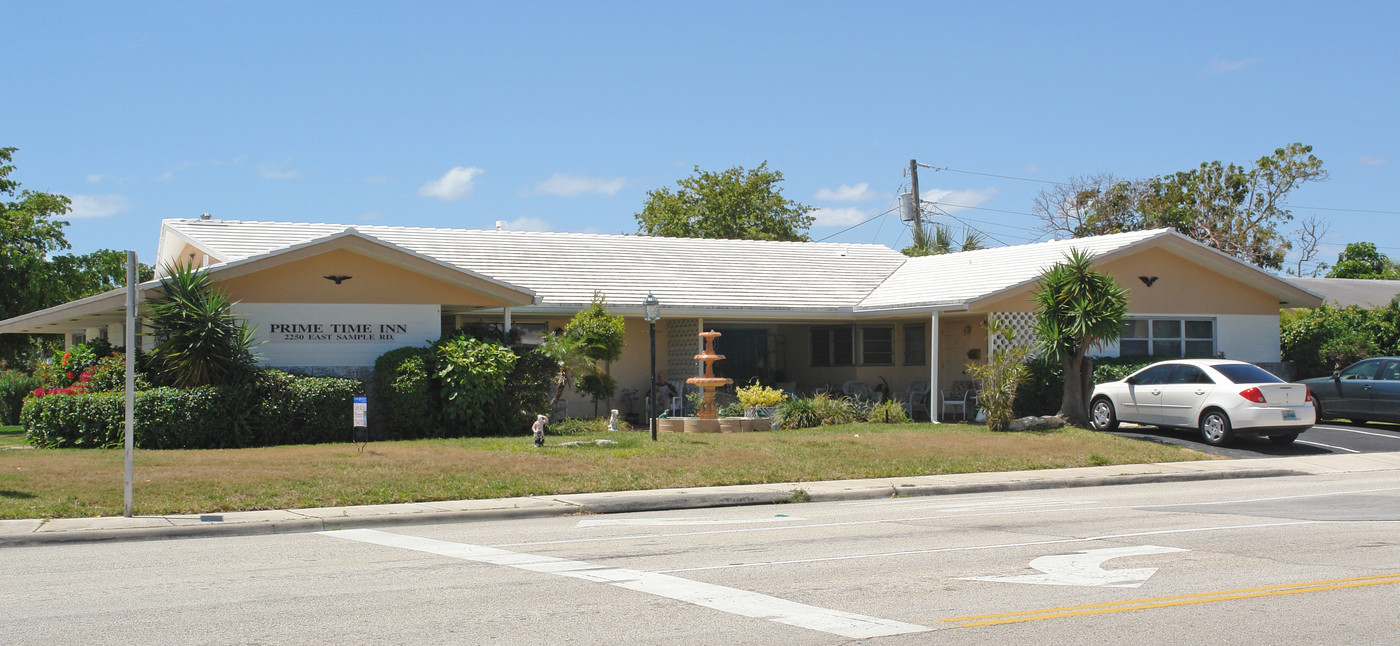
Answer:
[
  {"left": 909, "top": 159, "right": 922, "bottom": 232},
  {"left": 649, "top": 322, "right": 657, "bottom": 441},
  {"left": 124, "top": 251, "right": 137, "bottom": 517}
]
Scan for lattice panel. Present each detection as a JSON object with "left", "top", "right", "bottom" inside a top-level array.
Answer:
[
  {"left": 991, "top": 311, "right": 1040, "bottom": 357},
  {"left": 664, "top": 318, "right": 701, "bottom": 379}
]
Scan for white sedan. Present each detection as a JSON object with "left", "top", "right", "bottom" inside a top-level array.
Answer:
[{"left": 1089, "top": 359, "right": 1315, "bottom": 446}]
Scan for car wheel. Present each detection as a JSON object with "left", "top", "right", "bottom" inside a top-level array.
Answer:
[
  {"left": 1269, "top": 434, "right": 1298, "bottom": 445},
  {"left": 1090, "top": 397, "right": 1119, "bottom": 431},
  {"left": 1199, "top": 409, "right": 1234, "bottom": 447}
]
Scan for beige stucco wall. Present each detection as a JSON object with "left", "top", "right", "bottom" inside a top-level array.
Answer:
[
  {"left": 218, "top": 249, "right": 513, "bottom": 306},
  {"left": 977, "top": 247, "right": 1280, "bottom": 315}
]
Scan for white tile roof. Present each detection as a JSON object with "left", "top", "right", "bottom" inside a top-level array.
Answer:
[
  {"left": 858, "top": 229, "right": 1173, "bottom": 311},
  {"left": 161, "top": 219, "right": 909, "bottom": 314}
]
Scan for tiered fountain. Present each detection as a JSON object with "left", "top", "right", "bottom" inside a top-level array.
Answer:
[{"left": 683, "top": 330, "right": 733, "bottom": 433}]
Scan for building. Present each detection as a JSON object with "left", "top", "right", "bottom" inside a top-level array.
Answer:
[{"left": 0, "top": 218, "right": 1322, "bottom": 417}]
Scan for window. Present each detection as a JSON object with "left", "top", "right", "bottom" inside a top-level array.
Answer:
[
  {"left": 811, "top": 327, "right": 854, "bottom": 367},
  {"left": 71, "top": 331, "right": 86, "bottom": 346},
  {"left": 1340, "top": 360, "right": 1382, "bottom": 380},
  {"left": 515, "top": 323, "right": 547, "bottom": 348},
  {"left": 903, "top": 324, "right": 926, "bottom": 366},
  {"left": 1129, "top": 364, "right": 1175, "bottom": 385},
  {"left": 1168, "top": 365, "right": 1213, "bottom": 385},
  {"left": 1119, "top": 318, "right": 1214, "bottom": 357},
  {"left": 861, "top": 327, "right": 893, "bottom": 365},
  {"left": 1212, "top": 363, "right": 1283, "bottom": 384}
]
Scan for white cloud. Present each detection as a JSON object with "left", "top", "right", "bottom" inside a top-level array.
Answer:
[
  {"left": 68, "top": 194, "right": 132, "bottom": 219},
  {"left": 921, "top": 187, "right": 998, "bottom": 213},
  {"left": 364, "top": 175, "right": 391, "bottom": 185},
  {"left": 1359, "top": 155, "right": 1391, "bottom": 166},
  {"left": 1202, "top": 55, "right": 1257, "bottom": 76},
  {"left": 531, "top": 173, "right": 626, "bottom": 197},
  {"left": 811, "top": 207, "right": 871, "bottom": 227},
  {"left": 419, "top": 166, "right": 484, "bottom": 200},
  {"left": 815, "top": 182, "right": 878, "bottom": 202},
  {"left": 503, "top": 216, "right": 552, "bottom": 232},
  {"left": 257, "top": 160, "right": 299, "bottom": 180}
]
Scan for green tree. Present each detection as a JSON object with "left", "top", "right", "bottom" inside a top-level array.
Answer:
[
  {"left": 0, "top": 147, "right": 73, "bottom": 365},
  {"left": 902, "top": 222, "right": 987, "bottom": 257},
  {"left": 564, "top": 291, "right": 626, "bottom": 416},
  {"left": 635, "top": 162, "right": 815, "bottom": 241},
  {"left": 147, "top": 264, "right": 258, "bottom": 387},
  {"left": 1032, "top": 248, "right": 1130, "bottom": 427},
  {"left": 1326, "top": 242, "right": 1398, "bottom": 279},
  {"left": 1034, "top": 144, "right": 1327, "bottom": 270},
  {"left": 0, "top": 148, "right": 154, "bottom": 366}
]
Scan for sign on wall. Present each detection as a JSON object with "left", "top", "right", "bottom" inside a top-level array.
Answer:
[{"left": 236, "top": 303, "right": 440, "bottom": 368}]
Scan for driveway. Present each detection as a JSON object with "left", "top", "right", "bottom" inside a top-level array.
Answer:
[{"left": 1106, "top": 420, "right": 1400, "bottom": 458}]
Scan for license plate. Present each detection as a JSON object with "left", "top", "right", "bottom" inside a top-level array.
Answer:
[{"left": 1282, "top": 410, "right": 1297, "bottom": 420}]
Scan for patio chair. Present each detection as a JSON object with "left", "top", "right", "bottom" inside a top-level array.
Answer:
[
  {"left": 900, "top": 380, "right": 930, "bottom": 420},
  {"left": 842, "top": 381, "right": 883, "bottom": 403},
  {"left": 940, "top": 381, "right": 976, "bottom": 421}
]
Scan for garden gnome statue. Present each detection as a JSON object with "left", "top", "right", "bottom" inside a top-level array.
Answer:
[
  {"left": 532, "top": 414, "right": 547, "bottom": 447},
  {"left": 608, "top": 409, "right": 620, "bottom": 432}
]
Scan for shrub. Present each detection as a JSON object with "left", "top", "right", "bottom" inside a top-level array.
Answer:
[
  {"left": 548, "top": 416, "right": 633, "bottom": 435},
  {"left": 736, "top": 381, "right": 787, "bottom": 409},
  {"left": 810, "top": 393, "right": 858, "bottom": 426},
  {"left": 966, "top": 318, "right": 1030, "bottom": 431},
  {"left": 0, "top": 370, "right": 43, "bottom": 425},
  {"left": 864, "top": 399, "right": 911, "bottom": 424},
  {"left": 1282, "top": 299, "right": 1400, "bottom": 379},
  {"left": 21, "top": 370, "right": 362, "bottom": 449},
  {"left": 718, "top": 401, "right": 745, "bottom": 417},
  {"left": 773, "top": 396, "right": 819, "bottom": 430},
  {"left": 436, "top": 336, "right": 517, "bottom": 434},
  {"left": 83, "top": 354, "right": 152, "bottom": 393},
  {"left": 372, "top": 346, "right": 438, "bottom": 439}
]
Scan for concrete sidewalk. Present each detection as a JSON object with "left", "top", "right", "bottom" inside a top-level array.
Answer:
[{"left": 5, "top": 451, "right": 1400, "bottom": 547}]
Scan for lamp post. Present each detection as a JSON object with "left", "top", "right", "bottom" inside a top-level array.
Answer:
[{"left": 643, "top": 293, "right": 660, "bottom": 441}]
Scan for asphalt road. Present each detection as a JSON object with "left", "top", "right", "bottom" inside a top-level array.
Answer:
[
  {"left": 1108, "top": 420, "right": 1400, "bottom": 458},
  {"left": 5, "top": 471, "right": 1400, "bottom": 645}
]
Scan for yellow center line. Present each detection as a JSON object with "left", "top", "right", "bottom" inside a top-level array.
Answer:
[{"left": 943, "top": 573, "right": 1400, "bottom": 628}]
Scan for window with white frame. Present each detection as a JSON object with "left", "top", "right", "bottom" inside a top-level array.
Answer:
[
  {"left": 811, "top": 326, "right": 854, "bottom": 367},
  {"left": 1119, "top": 318, "right": 1214, "bottom": 357},
  {"left": 860, "top": 326, "right": 893, "bottom": 365}
]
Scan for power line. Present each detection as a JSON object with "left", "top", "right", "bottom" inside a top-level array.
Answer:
[{"left": 1284, "top": 204, "right": 1400, "bottom": 215}]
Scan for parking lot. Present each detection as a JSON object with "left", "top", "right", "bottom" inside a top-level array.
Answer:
[{"left": 1108, "top": 420, "right": 1400, "bottom": 458}]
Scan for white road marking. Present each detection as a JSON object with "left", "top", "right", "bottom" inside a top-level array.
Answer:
[
  {"left": 576, "top": 516, "right": 804, "bottom": 527},
  {"left": 321, "top": 528, "right": 929, "bottom": 639},
  {"left": 1314, "top": 425, "right": 1400, "bottom": 440},
  {"left": 960, "top": 545, "right": 1188, "bottom": 588},
  {"left": 1297, "top": 440, "right": 1361, "bottom": 453},
  {"left": 657, "top": 521, "right": 1319, "bottom": 573}
]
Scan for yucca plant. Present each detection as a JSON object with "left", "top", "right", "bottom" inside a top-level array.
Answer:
[
  {"left": 148, "top": 264, "right": 258, "bottom": 387},
  {"left": 966, "top": 318, "right": 1031, "bottom": 431}
]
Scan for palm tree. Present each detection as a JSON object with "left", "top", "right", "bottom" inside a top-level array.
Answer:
[
  {"left": 535, "top": 333, "right": 598, "bottom": 417},
  {"left": 1031, "top": 248, "right": 1129, "bottom": 426},
  {"left": 148, "top": 263, "right": 258, "bottom": 387},
  {"left": 902, "top": 222, "right": 987, "bottom": 257}
]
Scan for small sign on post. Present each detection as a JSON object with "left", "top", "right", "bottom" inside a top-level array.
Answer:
[{"left": 352, "top": 395, "right": 368, "bottom": 447}]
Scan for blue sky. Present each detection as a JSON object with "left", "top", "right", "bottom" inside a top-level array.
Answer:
[{"left": 5, "top": 1, "right": 1396, "bottom": 275}]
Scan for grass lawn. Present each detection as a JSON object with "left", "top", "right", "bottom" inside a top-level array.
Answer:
[{"left": 0, "top": 422, "right": 1216, "bottom": 520}]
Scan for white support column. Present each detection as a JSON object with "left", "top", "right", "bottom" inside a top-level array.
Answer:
[
  {"left": 929, "top": 311, "right": 940, "bottom": 423},
  {"left": 503, "top": 307, "right": 512, "bottom": 334}
]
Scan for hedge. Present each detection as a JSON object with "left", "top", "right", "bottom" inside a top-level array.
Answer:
[
  {"left": 1, "top": 370, "right": 43, "bottom": 425},
  {"left": 371, "top": 346, "right": 438, "bottom": 439},
  {"left": 20, "top": 370, "right": 363, "bottom": 449}
]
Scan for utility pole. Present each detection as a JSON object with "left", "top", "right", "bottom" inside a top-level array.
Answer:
[{"left": 909, "top": 159, "right": 922, "bottom": 231}]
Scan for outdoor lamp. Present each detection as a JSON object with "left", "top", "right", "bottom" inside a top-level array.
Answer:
[{"left": 644, "top": 293, "right": 660, "bottom": 441}]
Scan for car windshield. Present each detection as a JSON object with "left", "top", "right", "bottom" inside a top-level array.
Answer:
[{"left": 1210, "top": 363, "right": 1283, "bottom": 384}]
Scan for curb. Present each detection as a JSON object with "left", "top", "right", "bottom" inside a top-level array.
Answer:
[{"left": 0, "top": 466, "right": 1305, "bottom": 547}]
